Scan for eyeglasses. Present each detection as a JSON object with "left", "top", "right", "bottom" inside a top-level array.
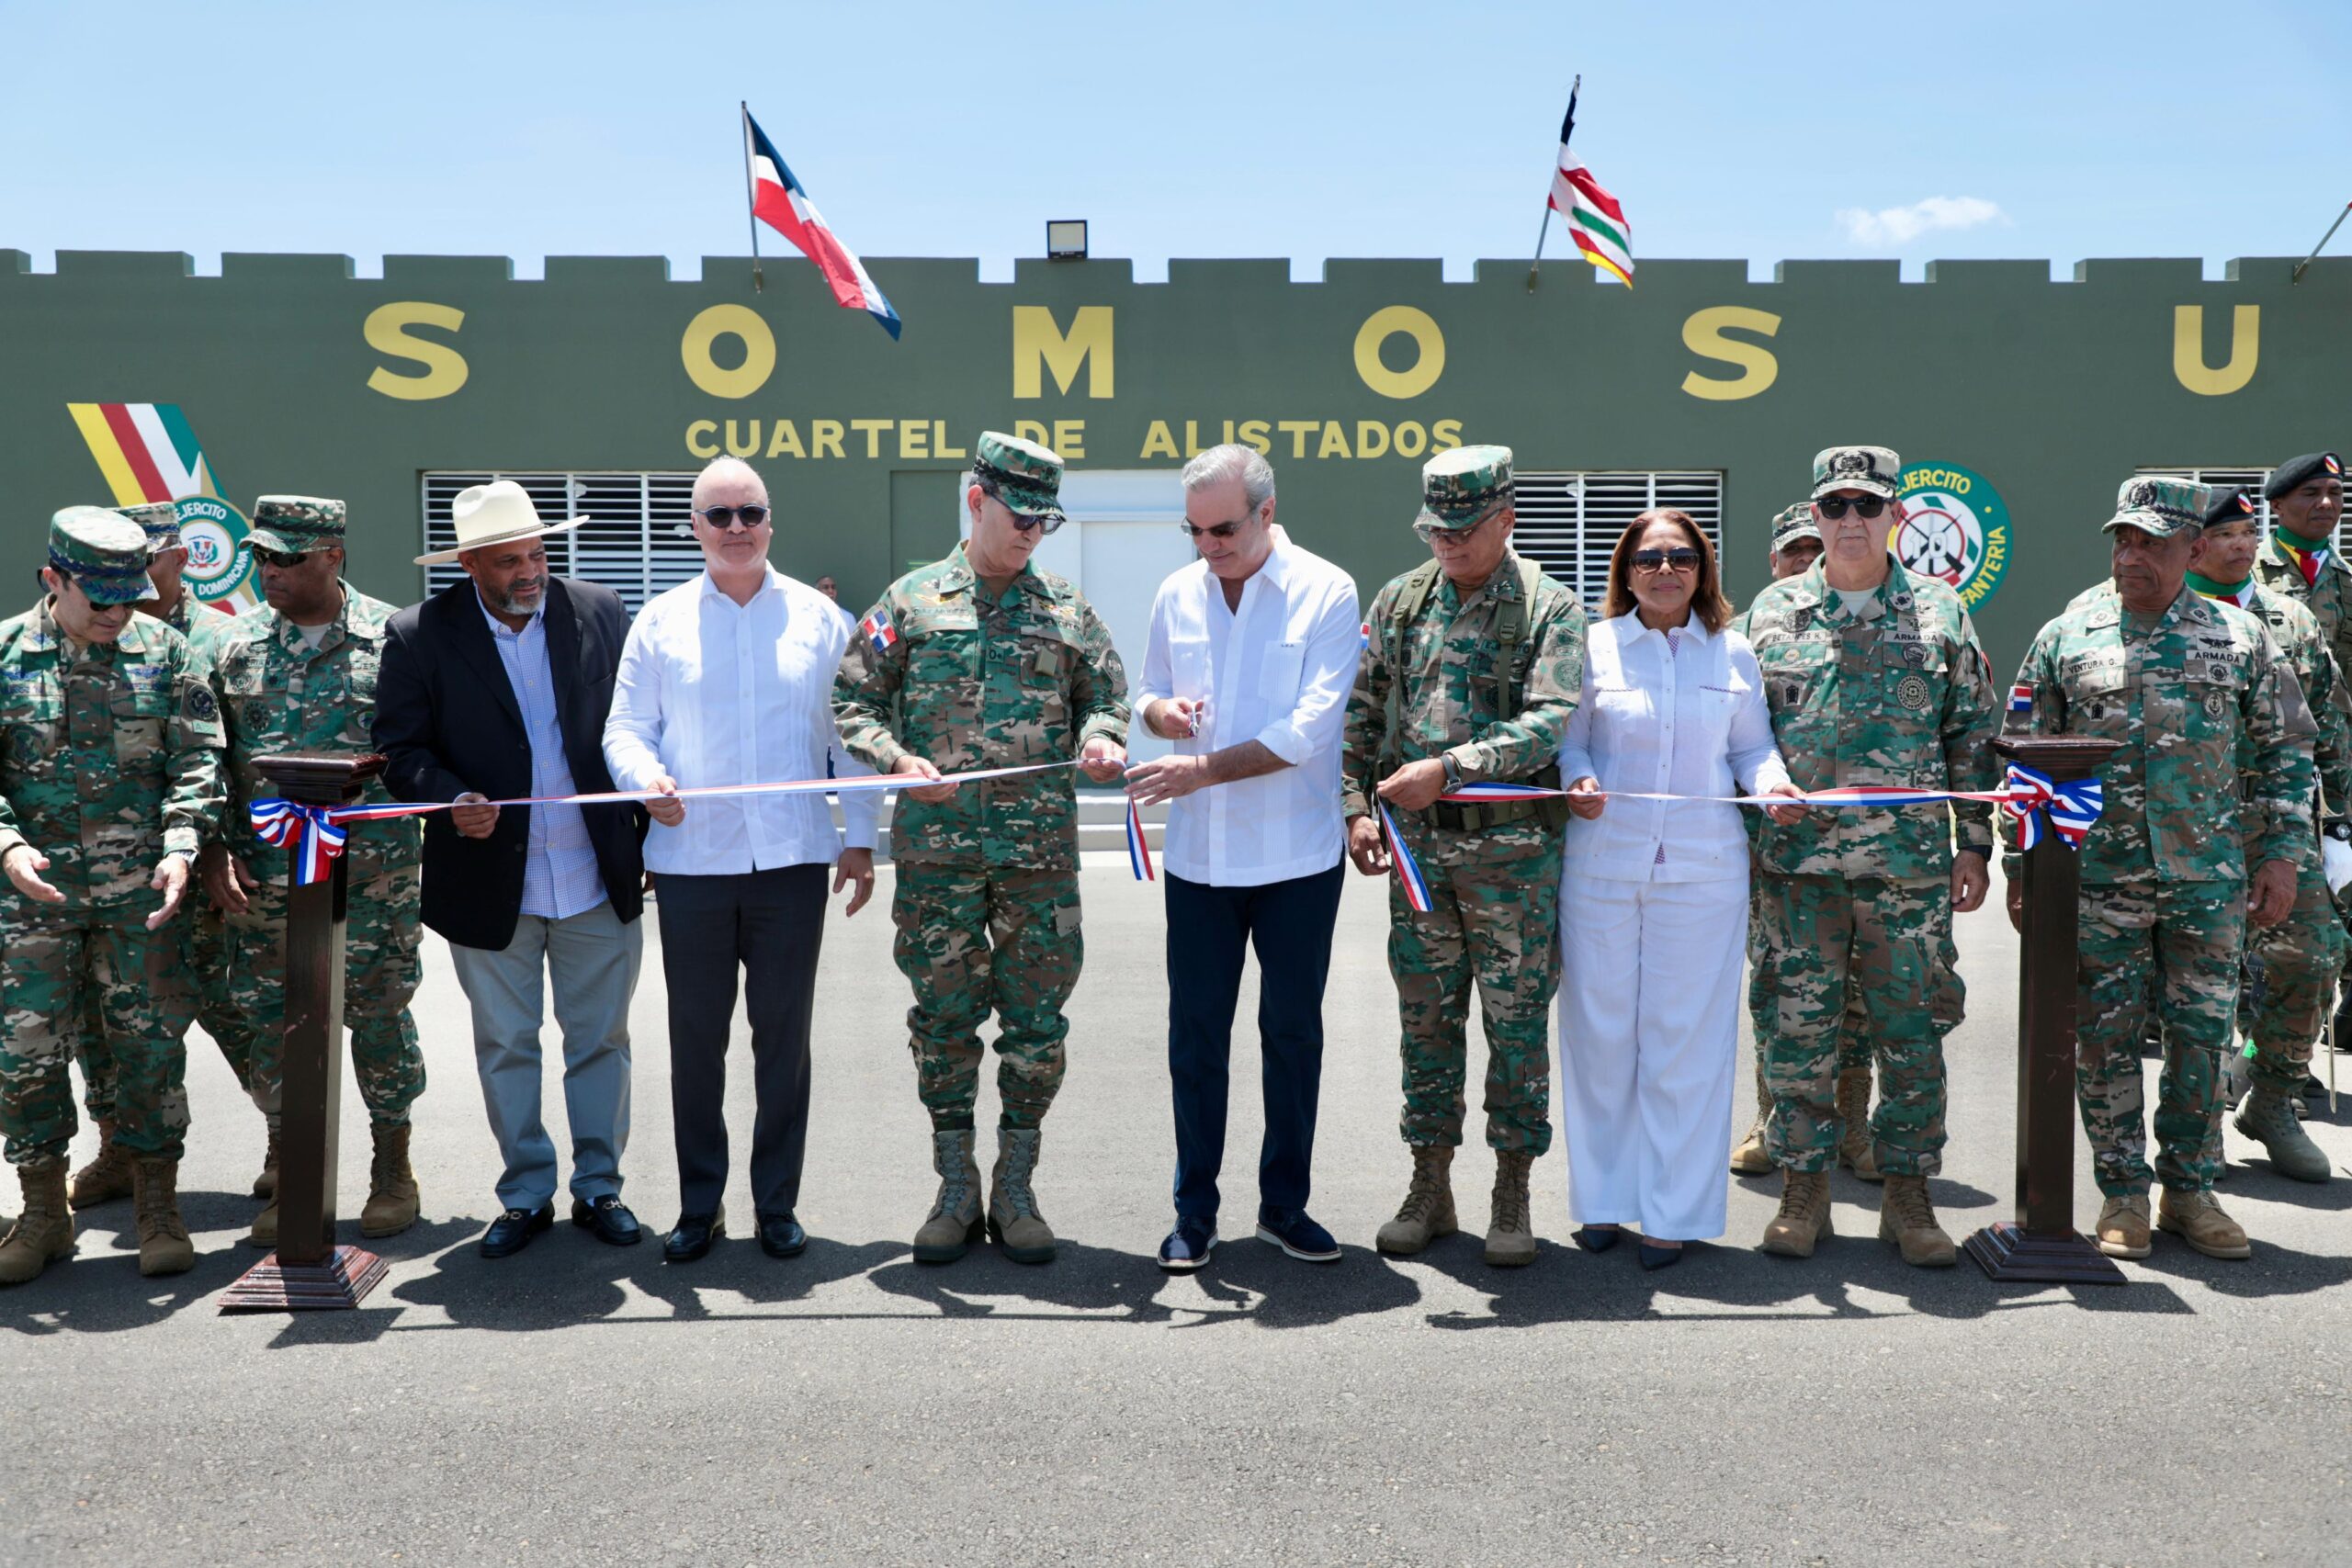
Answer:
[
  {"left": 1412, "top": 514, "right": 1494, "bottom": 546},
  {"left": 695, "top": 504, "right": 770, "bottom": 530},
  {"left": 1815, "top": 495, "right": 1888, "bottom": 521},
  {"left": 1179, "top": 516, "right": 1257, "bottom": 541},
  {"left": 1006, "top": 512, "right": 1063, "bottom": 536},
  {"left": 1632, "top": 547, "right": 1702, "bottom": 574},
  {"left": 253, "top": 547, "right": 313, "bottom": 569}
]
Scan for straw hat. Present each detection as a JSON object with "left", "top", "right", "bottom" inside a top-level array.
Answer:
[{"left": 414, "top": 479, "right": 588, "bottom": 565}]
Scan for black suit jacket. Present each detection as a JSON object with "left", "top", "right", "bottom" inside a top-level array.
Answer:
[{"left": 374, "top": 576, "right": 647, "bottom": 951}]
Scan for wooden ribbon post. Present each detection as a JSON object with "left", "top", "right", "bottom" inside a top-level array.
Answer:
[
  {"left": 1964, "top": 735, "right": 2126, "bottom": 1285},
  {"left": 220, "top": 753, "right": 390, "bottom": 1312}
]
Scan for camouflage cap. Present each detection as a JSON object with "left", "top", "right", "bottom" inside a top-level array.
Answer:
[
  {"left": 2103, "top": 476, "right": 2211, "bottom": 539},
  {"left": 48, "top": 506, "right": 157, "bottom": 605},
  {"left": 1812, "top": 445, "right": 1902, "bottom": 501},
  {"left": 1769, "top": 502, "right": 1822, "bottom": 551},
  {"left": 2264, "top": 451, "right": 2344, "bottom": 501},
  {"left": 2201, "top": 485, "right": 2260, "bottom": 530},
  {"left": 972, "top": 432, "right": 1067, "bottom": 524},
  {"left": 117, "top": 500, "right": 183, "bottom": 555},
  {"left": 245, "top": 494, "right": 347, "bottom": 556},
  {"left": 1416, "top": 444, "right": 1514, "bottom": 531}
]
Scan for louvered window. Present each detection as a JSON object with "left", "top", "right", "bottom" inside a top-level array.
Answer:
[
  {"left": 420, "top": 472, "right": 704, "bottom": 614},
  {"left": 1510, "top": 471, "right": 1725, "bottom": 607},
  {"left": 2138, "top": 466, "right": 2345, "bottom": 553}
]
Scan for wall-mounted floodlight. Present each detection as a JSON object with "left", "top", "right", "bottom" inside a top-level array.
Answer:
[{"left": 1046, "top": 220, "right": 1089, "bottom": 261}]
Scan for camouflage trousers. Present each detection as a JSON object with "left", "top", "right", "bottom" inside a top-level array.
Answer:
[
  {"left": 1743, "top": 880, "right": 1869, "bottom": 1116},
  {"left": 1387, "top": 837, "right": 1562, "bottom": 1156},
  {"left": 2077, "top": 880, "right": 2240, "bottom": 1196},
  {"left": 74, "top": 902, "right": 254, "bottom": 1122},
  {"left": 1, "top": 902, "right": 194, "bottom": 1168},
  {"left": 1755, "top": 874, "right": 1962, "bottom": 1177},
  {"left": 2241, "top": 840, "right": 2342, "bottom": 1093},
  {"left": 891, "top": 863, "right": 1081, "bottom": 1133},
  {"left": 226, "top": 864, "right": 427, "bottom": 1131}
]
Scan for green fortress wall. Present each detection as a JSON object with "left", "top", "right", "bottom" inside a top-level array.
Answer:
[{"left": 1, "top": 247, "right": 2345, "bottom": 673}]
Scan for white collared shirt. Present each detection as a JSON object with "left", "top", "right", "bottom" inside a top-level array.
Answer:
[
  {"left": 1558, "top": 613, "right": 1790, "bottom": 883},
  {"left": 1135, "top": 526, "right": 1361, "bottom": 886},
  {"left": 476, "top": 592, "right": 604, "bottom": 919},
  {"left": 603, "top": 565, "right": 877, "bottom": 876}
]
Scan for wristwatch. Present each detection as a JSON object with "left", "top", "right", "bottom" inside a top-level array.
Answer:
[
  {"left": 1440, "top": 753, "right": 1463, "bottom": 792},
  {"left": 2326, "top": 818, "right": 2350, "bottom": 844}
]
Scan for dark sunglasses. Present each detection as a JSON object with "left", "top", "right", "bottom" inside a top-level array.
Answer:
[
  {"left": 1632, "top": 547, "right": 1702, "bottom": 574},
  {"left": 1815, "top": 495, "right": 1888, "bottom": 521},
  {"left": 695, "top": 504, "right": 770, "bottom": 530},
  {"left": 253, "top": 547, "right": 314, "bottom": 569},
  {"left": 1005, "top": 511, "right": 1063, "bottom": 536},
  {"left": 1179, "top": 516, "right": 1255, "bottom": 541}
]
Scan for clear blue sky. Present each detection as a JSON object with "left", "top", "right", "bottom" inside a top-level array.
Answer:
[{"left": 6, "top": 0, "right": 2344, "bottom": 281}]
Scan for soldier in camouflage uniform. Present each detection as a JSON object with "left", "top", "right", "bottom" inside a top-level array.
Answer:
[
  {"left": 2184, "top": 485, "right": 2340, "bottom": 1182},
  {"left": 1342, "top": 445, "right": 1586, "bottom": 1269},
  {"left": 0, "top": 510, "right": 221, "bottom": 1282},
  {"left": 833, "top": 434, "right": 1130, "bottom": 1266},
  {"left": 67, "top": 499, "right": 248, "bottom": 1210},
  {"left": 2007, "top": 477, "right": 2313, "bottom": 1260},
  {"left": 1744, "top": 446, "right": 2000, "bottom": 1268},
  {"left": 202, "top": 497, "right": 427, "bottom": 1247}
]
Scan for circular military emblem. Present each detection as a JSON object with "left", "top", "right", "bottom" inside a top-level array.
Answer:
[
  {"left": 186, "top": 684, "right": 219, "bottom": 723},
  {"left": 175, "top": 497, "right": 256, "bottom": 604},
  {"left": 1896, "top": 673, "right": 1931, "bottom": 711},
  {"left": 1894, "top": 461, "right": 2011, "bottom": 611}
]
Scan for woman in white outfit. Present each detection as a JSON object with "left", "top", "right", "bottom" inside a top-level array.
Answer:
[{"left": 1555, "top": 511, "right": 1804, "bottom": 1269}]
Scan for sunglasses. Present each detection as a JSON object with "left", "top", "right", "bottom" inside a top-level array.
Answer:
[
  {"left": 1179, "top": 516, "right": 1256, "bottom": 541},
  {"left": 695, "top": 504, "right": 770, "bottom": 530},
  {"left": 253, "top": 547, "right": 314, "bottom": 569},
  {"left": 1632, "top": 547, "right": 1702, "bottom": 574},
  {"left": 1003, "top": 509, "right": 1063, "bottom": 536},
  {"left": 1412, "top": 513, "right": 1495, "bottom": 545},
  {"left": 1815, "top": 495, "right": 1888, "bottom": 521}
]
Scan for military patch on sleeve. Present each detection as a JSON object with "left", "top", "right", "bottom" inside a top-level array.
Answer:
[
  {"left": 1897, "top": 673, "right": 1933, "bottom": 711},
  {"left": 185, "top": 683, "right": 219, "bottom": 723}
]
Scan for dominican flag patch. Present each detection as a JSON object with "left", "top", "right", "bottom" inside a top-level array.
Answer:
[
  {"left": 860, "top": 607, "right": 899, "bottom": 653},
  {"left": 1360, "top": 621, "right": 1372, "bottom": 650},
  {"left": 2008, "top": 682, "right": 2033, "bottom": 713}
]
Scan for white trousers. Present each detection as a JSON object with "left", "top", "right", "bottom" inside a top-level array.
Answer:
[{"left": 1555, "top": 870, "right": 1747, "bottom": 1240}]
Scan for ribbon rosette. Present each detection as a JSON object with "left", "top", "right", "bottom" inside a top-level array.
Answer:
[
  {"left": 2002, "top": 762, "right": 2102, "bottom": 852},
  {"left": 248, "top": 797, "right": 349, "bottom": 886}
]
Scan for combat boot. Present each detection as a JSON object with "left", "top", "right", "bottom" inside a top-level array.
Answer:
[
  {"left": 1759, "top": 1168, "right": 1834, "bottom": 1258},
  {"left": 2094, "top": 1193, "right": 2152, "bottom": 1258},
  {"left": 987, "top": 1125, "right": 1056, "bottom": 1265},
  {"left": 1484, "top": 1149, "right": 1537, "bottom": 1268},
  {"left": 359, "top": 1123, "right": 421, "bottom": 1237},
  {"left": 1876, "top": 1173, "right": 1955, "bottom": 1267},
  {"left": 2334, "top": 988, "right": 2352, "bottom": 1053},
  {"left": 2156, "top": 1188, "right": 2252, "bottom": 1259},
  {"left": 911, "top": 1128, "right": 983, "bottom": 1264},
  {"left": 1374, "top": 1145, "right": 1457, "bottom": 1256},
  {"left": 1728, "top": 1111, "right": 1773, "bottom": 1176},
  {"left": 2233, "top": 1086, "right": 2332, "bottom": 1183},
  {"left": 253, "top": 1130, "right": 280, "bottom": 1201},
  {"left": 0, "top": 1162, "right": 73, "bottom": 1284},
  {"left": 1835, "top": 1069, "right": 1882, "bottom": 1182},
  {"left": 131, "top": 1158, "right": 195, "bottom": 1277},
  {"left": 68, "top": 1118, "right": 135, "bottom": 1209}
]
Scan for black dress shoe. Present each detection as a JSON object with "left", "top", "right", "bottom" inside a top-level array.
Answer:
[
  {"left": 1572, "top": 1225, "right": 1622, "bottom": 1254},
  {"left": 571, "top": 1194, "right": 642, "bottom": 1247},
  {"left": 480, "top": 1203, "right": 555, "bottom": 1259},
  {"left": 756, "top": 1211, "right": 808, "bottom": 1258},
  {"left": 1638, "top": 1241, "right": 1685, "bottom": 1272},
  {"left": 663, "top": 1206, "right": 725, "bottom": 1263}
]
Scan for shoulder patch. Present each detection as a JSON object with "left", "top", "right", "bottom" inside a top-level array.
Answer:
[{"left": 185, "top": 683, "right": 219, "bottom": 723}]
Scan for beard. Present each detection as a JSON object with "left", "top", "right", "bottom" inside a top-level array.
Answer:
[{"left": 488, "top": 578, "right": 545, "bottom": 615}]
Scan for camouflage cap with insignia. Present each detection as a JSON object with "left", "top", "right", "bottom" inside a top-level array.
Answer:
[
  {"left": 1812, "top": 445, "right": 1902, "bottom": 501},
  {"left": 971, "top": 432, "right": 1067, "bottom": 524},
  {"left": 2103, "top": 475, "right": 2210, "bottom": 538},
  {"left": 1415, "top": 444, "right": 1514, "bottom": 532},
  {"left": 117, "top": 500, "right": 183, "bottom": 556},
  {"left": 2264, "top": 451, "right": 2345, "bottom": 501},
  {"left": 1770, "top": 502, "right": 1822, "bottom": 550},
  {"left": 246, "top": 494, "right": 347, "bottom": 556},
  {"left": 48, "top": 506, "right": 157, "bottom": 605}
]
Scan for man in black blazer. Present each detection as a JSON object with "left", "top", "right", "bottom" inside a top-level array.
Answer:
[{"left": 375, "top": 481, "right": 650, "bottom": 1259}]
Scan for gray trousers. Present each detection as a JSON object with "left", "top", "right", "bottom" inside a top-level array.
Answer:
[{"left": 447, "top": 898, "right": 643, "bottom": 1213}]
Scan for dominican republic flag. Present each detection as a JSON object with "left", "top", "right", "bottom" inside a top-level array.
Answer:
[
  {"left": 2009, "top": 682, "right": 2034, "bottom": 713},
  {"left": 860, "top": 606, "right": 899, "bottom": 653},
  {"left": 1547, "top": 85, "right": 1634, "bottom": 287},
  {"left": 742, "top": 107, "right": 901, "bottom": 340}
]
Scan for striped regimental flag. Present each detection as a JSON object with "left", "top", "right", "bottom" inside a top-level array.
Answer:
[
  {"left": 1547, "top": 86, "right": 1634, "bottom": 287},
  {"left": 66, "top": 401, "right": 215, "bottom": 503}
]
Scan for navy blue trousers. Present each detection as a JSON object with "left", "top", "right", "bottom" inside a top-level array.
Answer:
[{"left": 1165, "top": 863, "right": 1345, "bottom": 1224}]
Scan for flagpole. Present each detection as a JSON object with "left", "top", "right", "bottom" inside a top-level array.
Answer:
[
  {"left": 741, "top": 101, "right": 764, "bottom": 294},
  {"left": 2291, "top": 199, "right": 2351, "bottom": 284},
  {"left": 1525, "top": 209, "right": 1552, "bottom": 294},
  {"left": 1527, "top": 74, "right": 1577, "bottom": 294}
]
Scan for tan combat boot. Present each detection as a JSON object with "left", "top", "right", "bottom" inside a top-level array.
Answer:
[
  {"left": 1374, "top": 1145, "right": 1457, "bottom": 1256},
  {"left": 1484, "top": 1149, "right": 1537, "bottom": 1268},
  {"left": 131, "top": 1158, "right": 194, "bottom": 1277},
  {"left": 68, "top": 1118, "right": 135, "bottom": 1209},
  {"left": 2234, "top": 1087, "right": 2331, "bottom": 1183},
  {"left": 359, "top": 1123, "right": 420, "bottom": 1238},
  {"left": 1730, "top": 1057, "right": 1773, "bottom": 1176},
  {"left": 987, "top": 1125, "right": 1056, "bottom": 1265},
  {"left": 1876, "top": 1173, "right": 1956, "bottom": 1267},
  {"left": 253, "top": 1130, "right": 280, "bottom": 1201},
  {"left": 2157, "top": 1188, "right": 2252, "bottom": 1259},
  {"left": 1835, "top": 1069, "right": 1882, "bottom": 1182},
  {"left": 2094, "top": 1193, "right": 2152, "bottom": 1258},
  {"left": 911, "top": 1127, "right": 982, "bottom": 1264},
  {"left": 0, "top": 1162, "right": 74, "bottom": 1284},
  {"left": 1760, "top": 1168, "right": 1834, "bottom": 1258}
]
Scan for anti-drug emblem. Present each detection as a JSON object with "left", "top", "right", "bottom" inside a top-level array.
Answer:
[{"left": 1894, "top": 460, "right": 2011, "bottom": 611}]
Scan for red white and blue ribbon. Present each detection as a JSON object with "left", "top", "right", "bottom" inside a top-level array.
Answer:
[
  {"left": 2000, "top": 762, "right": 2103, "bottom": 852},
  {"left": 248, "top": 797, "right": 348, "bottom": 887},
  {"left": 1125, "top": 798, "right": 1156, "bottom": 881},
  {"left": 1377, "top": 802, "right": 1435, "bottom": 913}
]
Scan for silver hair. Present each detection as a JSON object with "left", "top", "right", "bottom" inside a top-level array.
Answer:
[{"left": 1180, "top": 444, "right": 1276, "bottom": 514}]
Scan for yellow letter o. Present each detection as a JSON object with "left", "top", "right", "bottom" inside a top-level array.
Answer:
[
  {"left": 1353, "top": 306, "right": 1445, "bottom": 400},
  {"left": 681, "top": 304, "right": 777, "bottom": 400}
]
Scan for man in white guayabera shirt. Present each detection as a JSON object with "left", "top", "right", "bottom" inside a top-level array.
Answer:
[{"left": 1125, "top": 446, "right": 1363, "bottom": 1272}]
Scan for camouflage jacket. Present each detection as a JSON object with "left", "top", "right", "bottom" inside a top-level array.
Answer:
[
  {"left": 2004, "top": 581, "right": 2313, "bottom": 886},
  {"left": 1340, "top": 548, "right": 1586, "bottom": 863},
  {"left": 160, "top": 593, "right": 235, "bottom": 671},
  {"left": 0, "top": 599, "right": 223, "bottom": 909},
  {"left": 2198, "top": 580, "right": 2350, "bottom": 831},
  {"left": 833, "top": 544, "right": 1130, "bottom": 870},
  {"left": 210, "top": 582, "right": 422, "bottom": 883},
  {"left": 2253, "top": 529, "right": 2352, "bottom": 720},
  {"left": 1742, "top": 559, "right": 1999, "bottom": 879}
]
